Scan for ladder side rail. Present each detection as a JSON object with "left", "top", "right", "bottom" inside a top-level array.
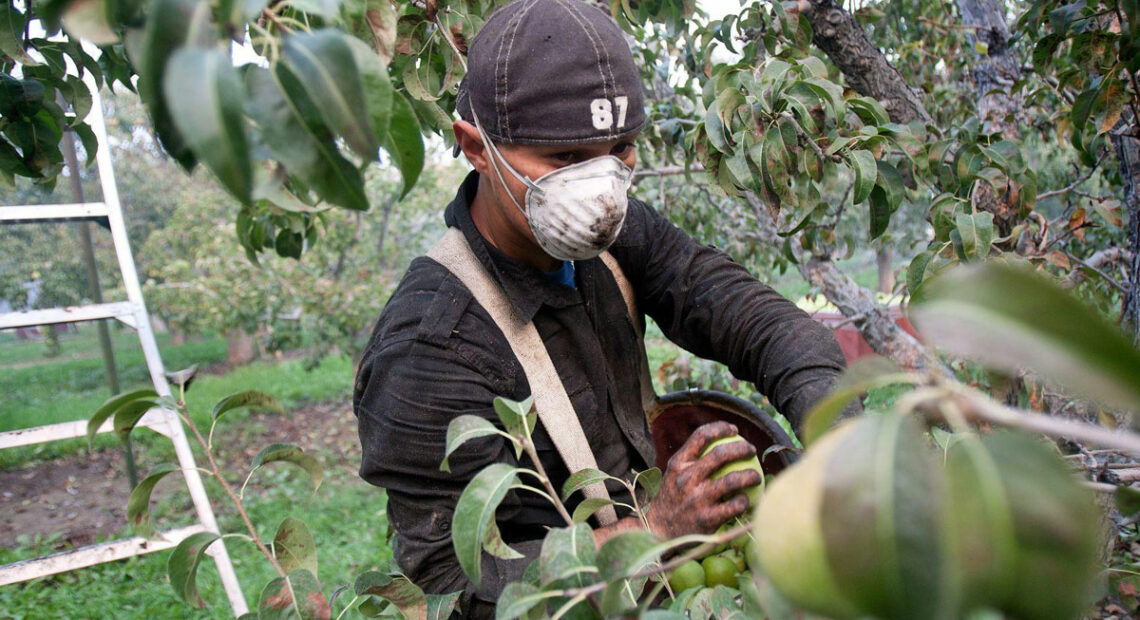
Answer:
[{"left": 81, "top": 71, "right": 249, "bottom": 616}]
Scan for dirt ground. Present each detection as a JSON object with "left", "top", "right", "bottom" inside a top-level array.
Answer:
[{"left": 0, "top": 400, "right": 359, "bottom": 551}]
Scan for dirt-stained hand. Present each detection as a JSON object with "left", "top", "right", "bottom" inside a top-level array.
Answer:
[{"left": 645, "top": 421, "right": 763, "bottom": 540}]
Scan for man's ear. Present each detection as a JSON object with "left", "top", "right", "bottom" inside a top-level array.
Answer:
[{"left": 454, "top": 120, "right": 490, "bottom": 175}]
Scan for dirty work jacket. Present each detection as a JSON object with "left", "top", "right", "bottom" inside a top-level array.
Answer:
[{"left": 353, "top": 171, "right": 848, "bottom": 618}]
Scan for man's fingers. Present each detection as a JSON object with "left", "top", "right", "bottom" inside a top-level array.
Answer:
[
  {"left": 700, "top": 439, "right": 757, "bottom": 471},
  {"left": 699, "top": 494, "right": 751, "bottom": 530},
  {"left": 669, "top": 421, "right": 739, "bottom": 467},
  {"left": 708, "top": 468, "right": 762, "bottom": 499}
]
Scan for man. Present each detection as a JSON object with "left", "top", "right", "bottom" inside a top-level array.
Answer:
[{"left": 354, "top": 0, "right": 849, "bottom": 616}]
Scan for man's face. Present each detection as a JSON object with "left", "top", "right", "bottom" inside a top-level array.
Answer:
[{"left": 491, "top": 136, "right": 638, "bottom": 212}]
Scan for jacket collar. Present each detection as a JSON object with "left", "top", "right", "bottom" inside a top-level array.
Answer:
[{"left": 443, "top": 172, "right": 581, "bottom": 323}]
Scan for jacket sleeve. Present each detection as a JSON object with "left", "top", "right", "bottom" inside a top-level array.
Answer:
[
  {"left": 353, "top": 263, "right": 537, "bottom": 615},
  {"left": 608, "top": 198, "right": 849, "bottom": 432}
]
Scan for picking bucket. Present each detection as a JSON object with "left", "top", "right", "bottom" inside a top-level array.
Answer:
[{"left": 646, "top": 390, "right": 798, "bottom": 475}]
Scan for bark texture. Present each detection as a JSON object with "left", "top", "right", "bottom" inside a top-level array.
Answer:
[
  {"left": 956, "top": 0, "right": 1025, "bottom": 238},
  {"left": 956, "top": 0, "right": 1023, "bottom": 139},
  {"left": 1112, "top": 132, "right": 1140, "bottom": 342},
  {"left": 800, "top": 0, "right": 931, "bottom": 124}
]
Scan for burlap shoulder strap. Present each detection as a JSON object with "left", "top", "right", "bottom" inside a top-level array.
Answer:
[
  {"left": 597, "top": 252, "right": 657, "bottom": 411},
  {"left": 427, "top": 228, "right": 618, "bottom": 525}
]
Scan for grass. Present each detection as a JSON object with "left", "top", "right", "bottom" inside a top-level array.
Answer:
[
  {"left": 0, "top": 325, "right": 353, "bottom": 468},
  {"left": 0, "top": 325, "right": 228, "bottom": 431},
  {"left": 0, "top": 467, "right": 389, "bottom": 619},
  {"left": 0, "top": 325, "right": 383, "bottom": 617}
]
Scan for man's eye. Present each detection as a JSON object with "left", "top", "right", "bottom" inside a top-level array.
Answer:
[
  {"left": 611, "top": 143, "right": 634, "bottom": 157},
  {"left": 551, "top": 152, "right": 576, "bottom": 163}
]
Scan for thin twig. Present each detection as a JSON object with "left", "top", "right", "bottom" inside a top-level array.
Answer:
[
  {"left": 1036, "top": 153, "right": 1107, "bottom": 202},
  {"left": 175, "top": 399, "right": 286, "bottom": 577},
  {"left": 262, "top": 7, "right": 294, "bottom": 35},
  {"left": 1064, "top": 251, "right": 1129, "bottom": 293},
  {"left": 920, "top": 386, "right": 1140, "bottom": 456},
  {"left": 520, "top": 439, "right": 575, "bottom": 527},
  {"left": 778, "top": 112, "right": 826, "bottom": 163}
]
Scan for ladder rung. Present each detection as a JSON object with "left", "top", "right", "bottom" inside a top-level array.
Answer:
[
  {"left": 0, "top": 203, "right": 110, "bottom": 223},
  {"left": 0, "top": 302, "right": 136, "bottom": 330},
  {"left": 0, "top": 524, "right": 207, "bottom": 586},
  {"left": 0, "top": 410, "right": 168, "bottom": 450}
]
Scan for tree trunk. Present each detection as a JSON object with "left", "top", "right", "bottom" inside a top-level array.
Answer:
[
  {"left": 226, "top": 329, "right": 258, "bottom": 366},
  {"left": 955, "top": 0, "right": 1024, "bottom": 238},
  {"left": 876, "top": 246, "right": 894, "bottom": 294},
  {"left": 745, "top": 192, "right": 933, "bottom": 371},
  {"left": 799, "top": 0, "right": 931, "bottom": 124},
  {"left": 1112, "top": 131, "right": 1140, "bottom": 342}
]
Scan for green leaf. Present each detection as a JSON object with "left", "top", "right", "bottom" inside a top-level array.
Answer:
[
  {"left": 634, "top": 467, "right": 662, "bottom": 499},
  {"left": 165, "top": 364, "right": 199, "bottom": 389},
  {"left": 600, "top": 577, "right": 644, "bottom": 616},
  {"left": 251, "top": 443, "right": 324, "bottom": 492},
  {"left": 848, "top": 96, "right": 890, "bottom": 126},
  {"left": 246, "top": 65, "right": 368, "bottom": 211},
  {"left": 426, "top": 592, "right": 462, "bottom": 620},
  {"left": 280, "top": 30, "right": 379, "bottom": 160},
  {"left": 61, "top": 0, "right": 119, "bottom": 44},
  {"left": 954, "top": 212, "right": 994, "bottom": 261},
  {"left": 87, "top": 389, "right": 158, "bottom": 448},
  {"left": 912, "top": 262, "right": 1140, "bottom": 413},
  {"left": 572, "top": 497, "right": 616, "bottom": 524},
  {"left": 1116, "top": 486, "right": 1140, "bottom": 518},
  {"left": 112, "top": 399, "right": 158, "bottom": 439},
  {"left": 129, "top": 0, "right": 211, "bottom": 171},
  {"left": 869, "top": 160, "right": 904, "bottom": 240},
  {"left": 0, "top": 5, "right": 39, "bottom": 65},
  {"left": 383, "top": 89, "right": 425, "bottom": 198},
  {"left": 163, "top": 47, "right": 252, "bottom": 204},
  {"left": 483, "top": 518, "right": 524, "bottom": 561},
  {"left": 561, "top": 468, "right": 614, "bottom": 501},
  {"left": 496, "top": 582, "right": 556, "bottom": 620},
  {"left": 363, "top": 0, "right": 397, "bottom": 66},
  {"left": 453, "top": 463, "right": 521, "bottom": 588},
  {"left": 801, "top": 357, "right": 921, "bottom": 445},
  {"left": 71, "top": 122, "right": 99, "bottom": 169},
  {"left": 538, "top": 524, "right": 598, "bottom": 588},
  {"left": 906, "top": 250, "right": 934, "bottom": 299},
  {"left": 819, "top": 413, "right": 945, "bottom": 617},
  {"left": 493, "top": 395, "right": 536, "bottom": 440},
  {"left": 847, "top": 149, "right": 876, "bottom": 205},
  {"left": 212, "top": 390, "right": 284, "bottom": 421},
  {"left": 168, "top": 531, "right": 222, "bottom": 608},
  {"left": 127, "top": 462, "right": 179, "bottom": 536},
  {"left": 595, "top": 530, "right": 661, "bottom": 580},
  {"left": 354, "top": 573, "right": 427, "bottom": 620},
  {"left": 761, "top": 123, "right": 796, "bottom": 209},
  {"left": 354, "top": 570, "right": 392, "bottom": 595},
  {"left": 441, "top": 415, "right": 503, "bottom": 472},
  {"left": 259, "top": 569, "right": 330, "bottom": 620},
  {"left": 274, "top": 516, "right": 318, "bottom": 576}
]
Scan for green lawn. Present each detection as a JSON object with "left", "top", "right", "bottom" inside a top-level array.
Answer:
[
  {"left": 0, "top": 325, "right": 353, "bottom": 467},
  {"left": 0, "top": 467, "right": 390, "bottom": 619},
  {"left": 1, "top": 325, "right": 382, "bottom": 617}
]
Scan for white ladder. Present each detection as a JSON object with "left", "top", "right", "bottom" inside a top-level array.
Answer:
[{"left": 0, "top": 73, "right": 248, "bottom": 616}]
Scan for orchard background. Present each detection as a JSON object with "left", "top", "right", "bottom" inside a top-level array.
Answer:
[{"left": 1, "top": 0, "right": 1140, "bottom": 617}]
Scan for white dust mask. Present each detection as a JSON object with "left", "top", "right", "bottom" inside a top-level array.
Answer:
[{"left": 479, "top": 123, "right": 634, "bottom": 261}]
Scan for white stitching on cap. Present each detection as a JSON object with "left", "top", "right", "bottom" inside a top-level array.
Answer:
[
  {"left": 554, "top": 0, "right": 609, "bottom": 107},
  {"left": 503, "top": 0, "right": 540, "bottom": 142},
  {"left": 564, "top": 0, "right": 619, "bottom": 120}
]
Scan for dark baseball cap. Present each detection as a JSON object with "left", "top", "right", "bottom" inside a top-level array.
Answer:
[{"left": 456, "top": 0, "right": 646, "bottom": 145}]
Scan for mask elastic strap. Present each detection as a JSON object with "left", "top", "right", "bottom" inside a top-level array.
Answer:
[{"left": 472, "top": 111, "right": 534, "bottom": 216}]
